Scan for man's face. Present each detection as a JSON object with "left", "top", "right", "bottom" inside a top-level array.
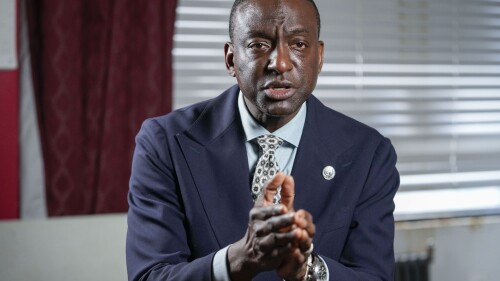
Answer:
[{"left": 225, "top": 0, "right": 324, "bottom": 130}]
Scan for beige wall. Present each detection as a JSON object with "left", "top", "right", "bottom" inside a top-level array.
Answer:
[{"left": 0, "top": 215, "right": 127, "bottom": 281}]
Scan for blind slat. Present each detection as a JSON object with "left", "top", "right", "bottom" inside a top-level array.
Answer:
[{"left": 173, "top": 0, "right": 500, "bottom": 218}]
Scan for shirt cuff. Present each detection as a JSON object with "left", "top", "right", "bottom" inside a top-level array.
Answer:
[{"left": 212, "top": 245, "right": 231, "bottom": 281}]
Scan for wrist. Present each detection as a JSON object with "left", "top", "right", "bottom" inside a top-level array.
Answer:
[
  {"left": 283, "top": 256, "right": 309, "bottom": 281},
  {"left": 227, "top": 243, "right": 255, "bottom": 281}
]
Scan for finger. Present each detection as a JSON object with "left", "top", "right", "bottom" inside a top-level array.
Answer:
[
  {"left": 283, "top": 227, "right": 311, "bottom": 252},
  {"left": 294, "top": 210, "right": 316, "bottom": 238},
  {"left": 257, "top": 231, "right": 299, "bottom": 253},
  {"left": 279, "top": 175, "right": 295, "bottom": 211},
  {"left": 249, "top": 204, "right": 287, "bottom": 222},
  {"left": 255, "top": 172, "right": 286, "bottom": 207},
  {"left": 295, "top": 231, "right": 313, "bottom": 252},
  {"left": 258, "top": 242, "right": 295, "bottom": 266},
  {"left": 268, "top": 244, "right": 294, "bottom": 260},
  {"left": 253, "top": 212, "right": 295, "bottom": 237}
]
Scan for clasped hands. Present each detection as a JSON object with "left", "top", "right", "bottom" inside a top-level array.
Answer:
[{"left": 228, "top": 172, "right": 316, "bottom": 281}]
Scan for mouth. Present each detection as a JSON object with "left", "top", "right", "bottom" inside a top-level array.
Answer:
[{"left": 263, "top": 81, "right": 295, "bottom": 100}]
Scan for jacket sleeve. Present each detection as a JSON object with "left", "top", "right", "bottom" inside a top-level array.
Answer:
[
  {"left": 321, "top": 138, "right": 399, "bottom": 281},
  {"left": 126, "top": 118, "right": 214, "bottom": 281}
]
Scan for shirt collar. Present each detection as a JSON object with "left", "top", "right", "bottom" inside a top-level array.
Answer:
[{"left": 238, "top": 91, "right": 306, "bottom": 147}]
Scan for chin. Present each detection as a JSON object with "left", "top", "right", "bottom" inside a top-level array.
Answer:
[
  {"left": 264, "top": 108, "right": 296, "bottom": 118},
  {"left": 265, "top": 101, "right": 300, "bottom": 115}
]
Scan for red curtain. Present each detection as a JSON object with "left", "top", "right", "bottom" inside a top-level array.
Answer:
[
  {"left": 0, "top": 70, "right": 19, "bottom": 219},
  {"left": 27, "top": 0, "right": 177, "bottom": 215}
]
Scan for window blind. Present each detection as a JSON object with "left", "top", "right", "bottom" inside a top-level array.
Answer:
[{"left": 173, "top": 0, "right": 500, "bottom": 220}]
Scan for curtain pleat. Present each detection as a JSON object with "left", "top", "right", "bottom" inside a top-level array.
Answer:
[{"left": 27, "top": 0, "right": 177, "bottom": 215}]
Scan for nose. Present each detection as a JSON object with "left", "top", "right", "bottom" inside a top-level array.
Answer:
[{"left": 268, "top": 43, "right": 293, "bottom": 74}]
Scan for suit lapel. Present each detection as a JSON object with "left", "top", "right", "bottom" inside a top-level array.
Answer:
[
  {"left": 291, "top": 96, "right": 355, "bottom": 224},
  {"left": 176, "top": 90, "right": 358, "bottom": 247},
  {"left": 176, "top": 86, "right": 253, "bottom": 247}
]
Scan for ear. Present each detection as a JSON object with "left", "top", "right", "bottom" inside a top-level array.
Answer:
[
  {"left": 317, "top": 40, "right": 324, "bottom": 74},
  {"left": 224, "top": 42, "right": 236, "bottom": 77}
]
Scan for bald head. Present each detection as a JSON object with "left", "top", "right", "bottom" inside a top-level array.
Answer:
[{"left": 229, "top": 0, "right": 321, "bottom": 41}]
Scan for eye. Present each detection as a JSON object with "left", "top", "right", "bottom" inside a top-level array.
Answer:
[
  {"left": 249, "top": 42, "right": 270, "bottom": 51},
  {"left": 294, "top": 42, "right": 307, "bottom": 49}
]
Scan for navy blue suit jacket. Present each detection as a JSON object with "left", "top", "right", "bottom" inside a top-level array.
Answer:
[{"left": 126, "top": 85, "right": 399, "bottom": 281}]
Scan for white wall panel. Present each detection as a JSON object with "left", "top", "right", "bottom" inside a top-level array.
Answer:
[{"left": 0, "top": 0, "right": 17, "bottom": 69}]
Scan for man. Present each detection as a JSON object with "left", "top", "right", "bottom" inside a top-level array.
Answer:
[{"left": 126, "top": 0, "right": 399, "bottom": 280}]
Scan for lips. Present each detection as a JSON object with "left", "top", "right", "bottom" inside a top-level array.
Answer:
[{"left": 263, "top": 81, "right": 295, "bottom": 100}]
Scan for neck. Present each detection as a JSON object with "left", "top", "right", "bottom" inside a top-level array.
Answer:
[{"left": 254, "top": 113, "right": 295, "bottom": 133}]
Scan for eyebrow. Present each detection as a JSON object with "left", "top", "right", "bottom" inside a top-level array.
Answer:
[
  {"left": 246, "top": 30, "right": 273, "bottom": 39},
  {"left": 246, "top": 28, "right": 310, "bottom": 39},
  {"left": 286, "top": 27, "right": 310, "bottom": 35}
]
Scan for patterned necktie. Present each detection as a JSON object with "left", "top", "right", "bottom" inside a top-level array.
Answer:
[{"left": 251, "top": 134, "right": 284, "bottom": 203}]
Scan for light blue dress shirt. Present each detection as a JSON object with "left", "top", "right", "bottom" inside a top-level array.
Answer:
[
  {"left": 212, "top": 92, "right": 307, "bottom": 280},
  {"left": 240, "top": 93, "right": 306, "bottom": 177}
]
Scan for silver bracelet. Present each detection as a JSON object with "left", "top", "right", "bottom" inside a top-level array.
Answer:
[
  {"left": 302, "top": 254, "right": 314, "bottom": 281},
  {"left": 303, "top": 252, "right": 328, "bottom": 281}
]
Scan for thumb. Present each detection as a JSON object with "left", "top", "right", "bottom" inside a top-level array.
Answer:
[
  {"left": 255, "top": 172, "right": 286, "bottom": 207},
  {"left": 279, "top": 175, "right": 295, "bottom": 211}
]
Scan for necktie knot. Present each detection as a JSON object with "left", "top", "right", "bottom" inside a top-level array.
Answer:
[{"left": 256, "top": 134, "right": 283, "bottom": 152}]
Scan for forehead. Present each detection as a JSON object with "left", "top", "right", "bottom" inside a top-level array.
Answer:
[{"left": 233, "top": 0, "right": 318, "bottom": 37}]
